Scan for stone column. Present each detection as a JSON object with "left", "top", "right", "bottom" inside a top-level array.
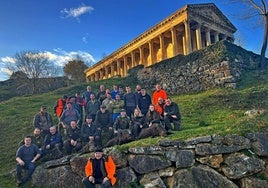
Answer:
[
  {"left": 123, "top": 56, "right": 127, "bottom": 77},
  {"left": 149, "top": 40, "right": 154, "bottom": 66},
  {"left": 105, "top": 66, "right": 109, "bottom": 79},
  {"left": 159, "top": 34, "right": 165, "bottom": 60},
  {"left": 139, "top": 47, "right": 143, "bottom": 65},
  {"left": 205, "top": 29, "right": 211, "bottom": 46},
  {"left": 93, "top": 73, "right": 97, "bottom": 81},
  {"left": 100, "top": 69, "right": 103, "bottom": 80},
  {"left": 195, "top": 24, "right": 202, "bottom": 50},
  {"left": 214, "top": 31, "right": 219, "bottom": 42},
  {"left": 111, "top": 64, "right": 114, "bottom": 77},
  {"left": 95, "top": 72, "right": 99, "bottom": 81},
  {"left": 131, "top": 52, "right": 135, "bottom": 67},
  {"left": 184, "top": 20, "right": 192, "bottom": 54},
  {"left": 171, "top": 27, "right": 178, "bottom": 56},
  {"left": 90, "top": 75, "right": 93, "bottom": 82},
  {"left": 182, "top": 35, "right": 186, "bottom": 55},
  {"left": 116, "top": 60, "right": 120, "bottom": 76}
]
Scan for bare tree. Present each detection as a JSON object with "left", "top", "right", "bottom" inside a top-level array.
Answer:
[
  {"left": 7, "top": 51, "right": 58, "bottom": 94},
  {"left": 229, "top": 0, "right": 267, "bottom": 69}
]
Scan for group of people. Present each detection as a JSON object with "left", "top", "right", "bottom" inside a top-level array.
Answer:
[{"left": 15, "top": 83, "right": 181, "bottom": 187}]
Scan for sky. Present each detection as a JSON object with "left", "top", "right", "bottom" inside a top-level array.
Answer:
[{"left": 0, "top": 0, "right": 266, "bottom": 81}]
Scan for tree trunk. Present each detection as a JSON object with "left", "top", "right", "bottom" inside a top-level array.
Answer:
[{"left": 259, "top": 14, "right": 268, "bottom": 69}]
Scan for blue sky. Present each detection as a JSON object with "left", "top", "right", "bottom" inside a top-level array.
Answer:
[{"left": 0, "top": 0, "right": 265, "bottom": 81}]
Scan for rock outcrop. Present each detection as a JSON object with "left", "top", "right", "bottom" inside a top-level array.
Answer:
[{"left": 31, "top": 132, "right": 268, "bottom": 187}]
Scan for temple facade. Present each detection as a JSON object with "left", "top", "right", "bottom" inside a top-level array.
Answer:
[{"left": 85, "top": 3, "right": 237, "bottom": 81}]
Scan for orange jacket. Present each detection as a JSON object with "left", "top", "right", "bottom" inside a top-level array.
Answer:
[
  {"left": 85, "top": 155, "right": 116, "bottom": 185},
  {"left": 152, "top": 89, "right": 167, "bottom": 105},
  {"left": 155, "top": 104, "right": 164, "bottom": 116},
  {"left": 54, "top": 98, "right": 66, "bottom": 118}
]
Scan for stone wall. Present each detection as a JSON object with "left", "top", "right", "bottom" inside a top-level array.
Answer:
[
  {"left": 31, "top": 132, "right": 268, "bottom": 187},
  {"left": 133, "top": 41, "right": 263, "bottom": 95}
]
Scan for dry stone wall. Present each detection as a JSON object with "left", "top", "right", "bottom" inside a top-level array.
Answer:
[
  {"left": 132, "top": 41, "right": 263, "bottom": 95},
  {"left": 31, "top": 132, "right": 268, "bottom": 188}
]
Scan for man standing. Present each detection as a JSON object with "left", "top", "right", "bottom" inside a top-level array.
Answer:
[
  {"left": 16, "top": 136, "right": 41, "bottom": 186},
  {"left": 82, "top": 148, "right": 116, "bottom": 188},
  {"left": 123, "top": 86, "right": 136, "bottom": 118},
  {"left": 86, "top": 93, "right": 101, "bottom": 122},
  {"left": 138, "top": 88, "right": 151, "bottom": 116},
  {"left": 152, "top": 84, "right": 167, "bottom": 106},
  {"left": 96, "top": 85, "right": 106, "bottom": 103},
  {"left": 83, "top": 86, "right": 94, "bottom": 106},
  {"left": 59, "top": 101, "right": 81, "bottom": 138},
  {"left": 33, "top": 105, "right": 53, "bottom": 137},
  {"left": 110, "top": 85, "right": 119, "bottom": 100},
  {"left": 110, "top": 94, "right": 124, "bottom": 122},
  {"left": 53, "top": 95, "right": 68, "bottom": 120}
]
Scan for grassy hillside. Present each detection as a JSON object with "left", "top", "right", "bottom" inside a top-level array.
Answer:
[{"left": 0, "top": 69, "right": 268, "bottom": 187}]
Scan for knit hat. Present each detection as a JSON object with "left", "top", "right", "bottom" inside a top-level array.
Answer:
[{"left": 94, "top": 148, "right": 103, "bottom": 153}]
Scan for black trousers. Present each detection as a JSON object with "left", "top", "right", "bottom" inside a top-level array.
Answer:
[
  {"left": 82, "top": 177, "right": 112, "bottom": 188},
  {"left": 164, "top": 116, "right": 181, "bottom": 131}
]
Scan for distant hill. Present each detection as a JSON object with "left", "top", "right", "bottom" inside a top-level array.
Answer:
[{"left": 0, "top": 77, "right": 69, "bottom": 102}]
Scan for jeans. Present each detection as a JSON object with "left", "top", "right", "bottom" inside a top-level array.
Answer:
[{"left": 16, "top": 162, "right": 35, "bottom": 184}]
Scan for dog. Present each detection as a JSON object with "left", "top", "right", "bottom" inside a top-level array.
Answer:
[
  {"left": 138, "top": 123, "right": 167, "bottom": 139},
  {"left": 104, "top": 129, "right": 134, "bottom": 147}
]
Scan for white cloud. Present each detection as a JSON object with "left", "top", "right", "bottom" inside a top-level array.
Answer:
[
  {"left": 60, "top": 4, "right": 94, "bottom": 20},
  {"left": 0, "top": 50, "right": 96, "bottom": 80},
  {"left": 52, "top": 49, "right": 95, "bottom": 66},
  {"left": 1, "top": 67, "right": 13, "bottom": 76},
  {"left": 82, "top": 36, "right": 88, "bottom": 44},
  {"left": 1, "top": 56, "right": 16, "bottom": 64},
  {"left": 82, "top": 33, "right": 89, "bottom": 44}
]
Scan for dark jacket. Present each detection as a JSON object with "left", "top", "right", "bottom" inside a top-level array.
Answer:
[
  {"left": 146, "top": 110, "right": 161, "bottom": 125},
  {"left": 138, "top": 94, "right": 151, "bottom": 115},
  {"left": 44, "top": 132, "right": 63, "bottom": 148},
  {"left": 66, "top": 127, "right": 81, "bottom": 141},
  {"left": 164, "top": 102, "right": 181, "bottom": 120},
  {"left": 124, "top": 92, "right": 136, "bottom": 108},
  {"left": 81, "top": 123, "right": 99, "bottom": 142},
  {"left": 131, "top": 115, "right": 145, "bottom": 128},
  {"left": 86, "top": 100, "right": 101, "bottom": 116},
  {"left": 113, "top": 115, "right": 131, "bottom": 130},
  {"left": 94, "top": 110, "right": 113, "bottom": 129},
  {"left": 33, "top": 112, "right": 53, "bottom": 131}
]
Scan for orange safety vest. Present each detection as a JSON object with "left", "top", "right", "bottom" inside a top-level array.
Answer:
[
  {"left": 85, "top": 155, "right": 116, "bottom": 185},
  {"left": 55, "top": 99, "right": 65, "bottom": 118}
]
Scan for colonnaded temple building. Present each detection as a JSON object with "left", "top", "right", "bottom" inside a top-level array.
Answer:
[{"left": 85, "top": 3, "right": 237, "bottom": 81}]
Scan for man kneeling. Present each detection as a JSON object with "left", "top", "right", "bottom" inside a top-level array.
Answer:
[{"left": 82, "top": 148, "right": 116, "bottom": 188}]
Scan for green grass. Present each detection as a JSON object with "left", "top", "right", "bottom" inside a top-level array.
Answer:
[{"left": 1, "top": 69, "right": 268, "bottom": 187}]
